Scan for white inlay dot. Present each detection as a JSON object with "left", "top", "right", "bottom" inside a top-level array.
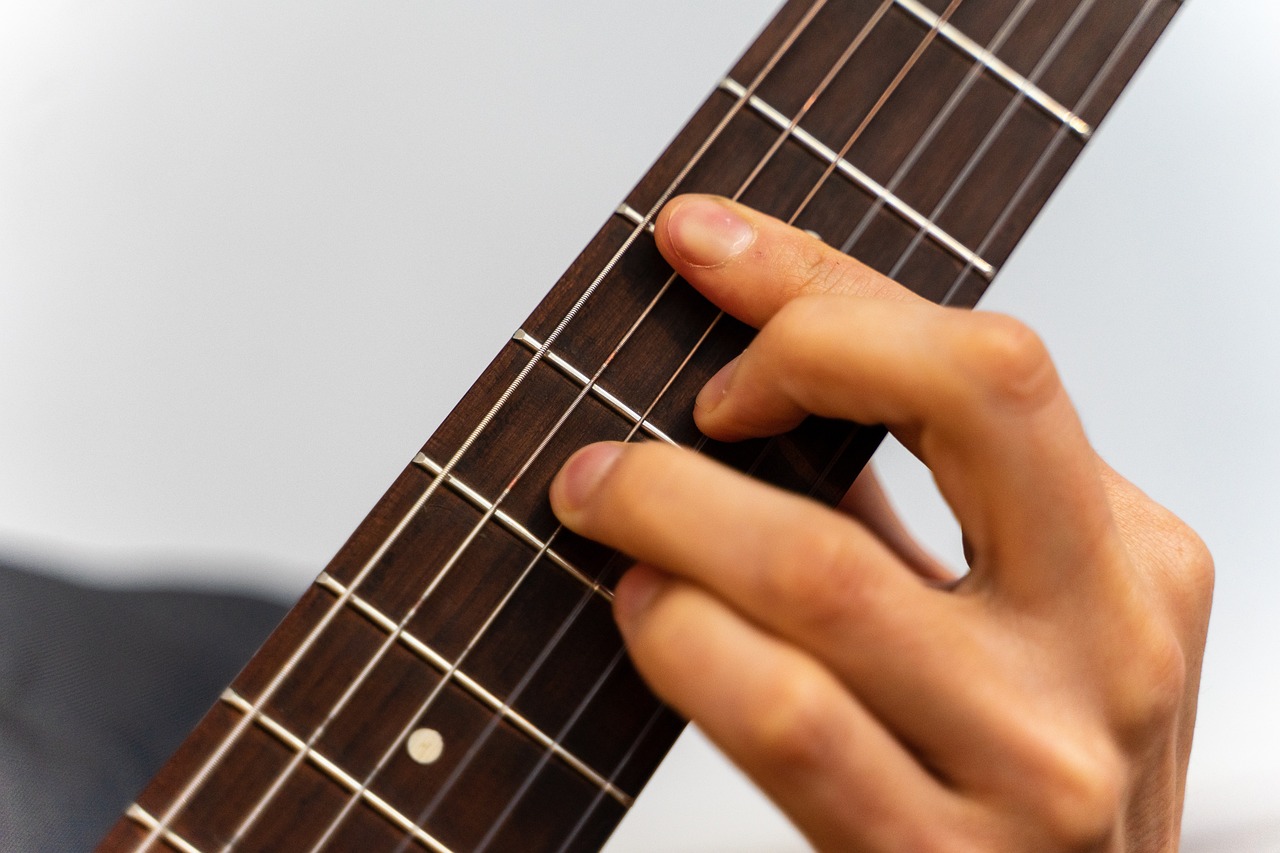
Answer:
[{"left": 407, "top": 728, "right": 444, "bottom": 765}]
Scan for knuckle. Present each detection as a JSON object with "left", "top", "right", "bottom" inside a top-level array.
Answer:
[
  {"left": 762, "top": 524, "right": 867, "bottom": 629},
  {"left": 625, "top": 585, "right": 691, "bottom": 665},
  {"left": 1114, "top": 626, "right": 1188, "bottom": 740},
  {"left": 768, "top": 294, "right": 829, "bottom": 341},
  {"left": 744, "top": 668, "right": 836, "bottom": 771},
  {"left": 1021, "top": 736, "right": 1124, "bottom": 848},
  {"left": 1158, "top": 515, "right": 1216, "bottom": 608},
  {"left": 959, "top": 313, "right": 1058, "bottom": 409},
  {"left": 756, "top": 297, "right": 828, "bottom": 375}
]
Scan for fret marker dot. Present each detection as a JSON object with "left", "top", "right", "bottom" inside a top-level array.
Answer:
[{"left": 407, "top": 728, "right": 444, "bottom": 765}]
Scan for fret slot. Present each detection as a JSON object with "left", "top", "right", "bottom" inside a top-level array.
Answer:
[
  {"left": 893, "top": 0, "right": 1091, "bottom": 136},
  {"left": 721, "top": 77, "right": 996, "bottom": 279},
  {"left": 511, "top": 329, "right": 675, "bottom": 447},
  {"left": 315, "top": 572, "right": 633, "bottom": 809}
]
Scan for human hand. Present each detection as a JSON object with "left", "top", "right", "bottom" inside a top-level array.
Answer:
[{"left": 549, "top": 195, "right": 1213, "bottom": 851}]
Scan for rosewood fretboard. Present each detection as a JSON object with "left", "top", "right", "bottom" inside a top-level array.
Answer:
[{"left": 100, "top": 1, "right": 1184, "bottom": 850}]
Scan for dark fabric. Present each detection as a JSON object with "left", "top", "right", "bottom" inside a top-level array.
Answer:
[{"left": 0, "top": 556, "right": 287, "bottom": 851}]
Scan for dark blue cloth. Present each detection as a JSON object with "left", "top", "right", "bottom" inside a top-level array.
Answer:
[{"left": 0, "top": 556, "right": 287, "bottom": 851}]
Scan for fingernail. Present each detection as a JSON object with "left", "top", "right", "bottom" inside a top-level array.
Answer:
[
  {"left": 665, "top": 195, "right": 756, "bottom": 268},
  {"left": 614, "top": 565, "right": 666, "bottom": 631},
  {"left": 553, "top": 442, "right": 624, "bottom": 513},
  {"left": 695, "top": 355, "right": 740, "bottom": 414}
]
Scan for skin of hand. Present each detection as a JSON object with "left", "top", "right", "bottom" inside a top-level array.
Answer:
[{"left": 549, "top": 195, "right": 1213, "bottom": 851}]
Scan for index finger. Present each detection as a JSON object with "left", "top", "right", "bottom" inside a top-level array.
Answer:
[{"left": 654, "top": 193, "right": 923, "bottom": 328}]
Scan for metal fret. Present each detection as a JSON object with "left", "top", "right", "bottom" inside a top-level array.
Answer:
[
  {"left": 613, "top": 203, "right": 655, "bottom": 233},
  {"left": 218, "top": 689, "right": 453, "bottom": 853},
  {"left": 512, "top": 329, "right": 677, "bottom": 446},
  {"left": 408, "top": 452, "right": 612, "bottom": 602},
  {"left": 314, "top": 573, "right": 633, "bottom": 808},
  {"left": 124, "top": 806, "right": 204, "bottom": 853},
  {"left": 892, "top": 0, "right": 1093, "bottom": 138},
  {"left": 719, "top": 77, "right": 997, "bottom": 279}
]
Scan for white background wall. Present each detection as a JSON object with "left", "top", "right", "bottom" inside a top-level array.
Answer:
[{"left": 2, "top": 1, "right": 1277, "bottom": 849}]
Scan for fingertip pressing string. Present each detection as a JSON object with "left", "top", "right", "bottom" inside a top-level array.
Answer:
[{"left": 131, "top": 0, "right": 1170, "bottom": 849}]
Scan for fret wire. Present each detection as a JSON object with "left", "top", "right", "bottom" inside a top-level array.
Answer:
[
  {"left": 216, "top": 689, "right": 452, "bottom": 853},
  {"left": 225, "top": 1, "right": 1028, "bottom": 846},
  {"left": 408, "top": 292, "right": 734, "bottom": 842},
  {"left": 231, "top": 334, "right": 635, "bottom": 849},
  {"left": 409, "top": 451, "right": 612, "bottom": 601},
  {"left": 553, "top": 700, "right": 667, "bottom": 853},
  {"left": 313, "top": 573, "right": 631, "bottom": 807},
  {"left": 313, "top": 295, "right": 731, "bottom": 851},
  {"left": 378, "top": 2, "right": 981, "bottom": 845},
  {"left": 125, "top": 806, "right": 205, "bottom": 853},
  {"left": 464, "top": 0, "right": 1171, "bottom": 842},
  {"left": 467, "top": 329, "right": 793, "bottom": 848},
  {"left": 720, "top": 76, "right": 996, "bottom": 278},
  {"left": 132, "top": 3, "right": 1172, "bottom": 845},
  {"left": 941, "top": 0, "right": 1166, "bottom": 305},
  {"left": 555, "top": 9, "right": 1172, "bottom": 846},
  {"left": 887, "top": 0, "right": 1099, "bottom": 282},
  {"left": 136, "top": 6, "right": 837, "bottom": 850},
  {"left": 734, "top": 0, "right": 897, "bottom": 194},
  {"left": 511, "top": 329, "right": 677, "bottom": 446},
  {"left": 472, "top": 644, "right": 632, "bottom": 852},
  {"left": 893, "top": 0, "right": 1092, "bottom": 137},
  {"left": 839, "top": 0, "right": 1040, "bottom": 259},
  {"left": 311, "top": 6, "right": 918, "bottom": 848},
  {"left": 786, "top": 0, "right": 967, "bottom": 229},
  {"left": 613, "top": 203, "right": 654, "bottom": 234}
]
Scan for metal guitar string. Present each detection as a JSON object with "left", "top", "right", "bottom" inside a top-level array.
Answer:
[
  {"left": 351, "top": 3, "right": 980, "bottom": 850},
  {"left": 126, "top": 5, "right": 832, "bottom": 852},
  {"left": 883, "top": 0, "right": 1101, "bottom": 282},
  {"left": 553, "top": 2, "right": 1169, "bottom": 848},
  {"left": 130, "top": 5, "right": 833, "bottom": 851},
  {"left": 474, "top": 1, "right": 1167, "bottom": 849},
  {"left": 938, "top": 0, "right": 1166, "bottom": 307},
  {"left": 257, "top": 1, "right": 882, "bottom": 848},
  {"left": 140, "top": 0, "right": 1161, "bottom": 848},
  {"left": 472, "top": 1, "right": 1113, "bottom": 848},
  {"left": 305, "top": 4, "right": 921, "bottom": 850},
  {"left": 836, "top": 0, "right": 1050, "bottom": 256}
]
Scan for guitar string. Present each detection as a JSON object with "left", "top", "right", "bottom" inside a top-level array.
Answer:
[
  {"left": 130, "top": 4, "right": 834, "bottom": 852},
  {"left": 546, "top": 2, "right": 1169, "bottom": 849},
  {"left": 243, "top": 0, "right": 875, "bottom": 846},
  {"left": 132, "top": 4, "right": 833, "bottom": 850},
  {"left": 462, "top": 0, "right": 1100, "bottom": 848},
  {"left": 180, "top": 0, "right": 1152, "bottom": 840},
  {"left": 836, "top": 0, "right": 1049, "bottom": 255},
  {"left": 938, "top": 0, "right": 1167, "bottom": 307},
  {"left": 401, "top": 0, "right": 1161, "bottom": 845},
  {"left": 303, "top": 4, "right": 919, "bottom": 850},
  {"left": 359, "top": 2, "right": 985, "bottom": 850},
  {"left": 883, "top": 0, "right": 1101, "bottom": 283},
  {"left": 247, "top": 0, "right": 1141, "bottom": 840},
  {"left": 296, "top": 0, "right": 1152, "bottom": 845}
]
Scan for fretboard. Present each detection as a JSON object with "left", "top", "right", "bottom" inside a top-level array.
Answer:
[{"left": 100, "top": 1, "right": 1184, "bottom": 851}]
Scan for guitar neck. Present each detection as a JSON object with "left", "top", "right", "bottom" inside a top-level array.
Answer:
[{"left": 101, "top": 1, "right": 1183, "bottom": 851}]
